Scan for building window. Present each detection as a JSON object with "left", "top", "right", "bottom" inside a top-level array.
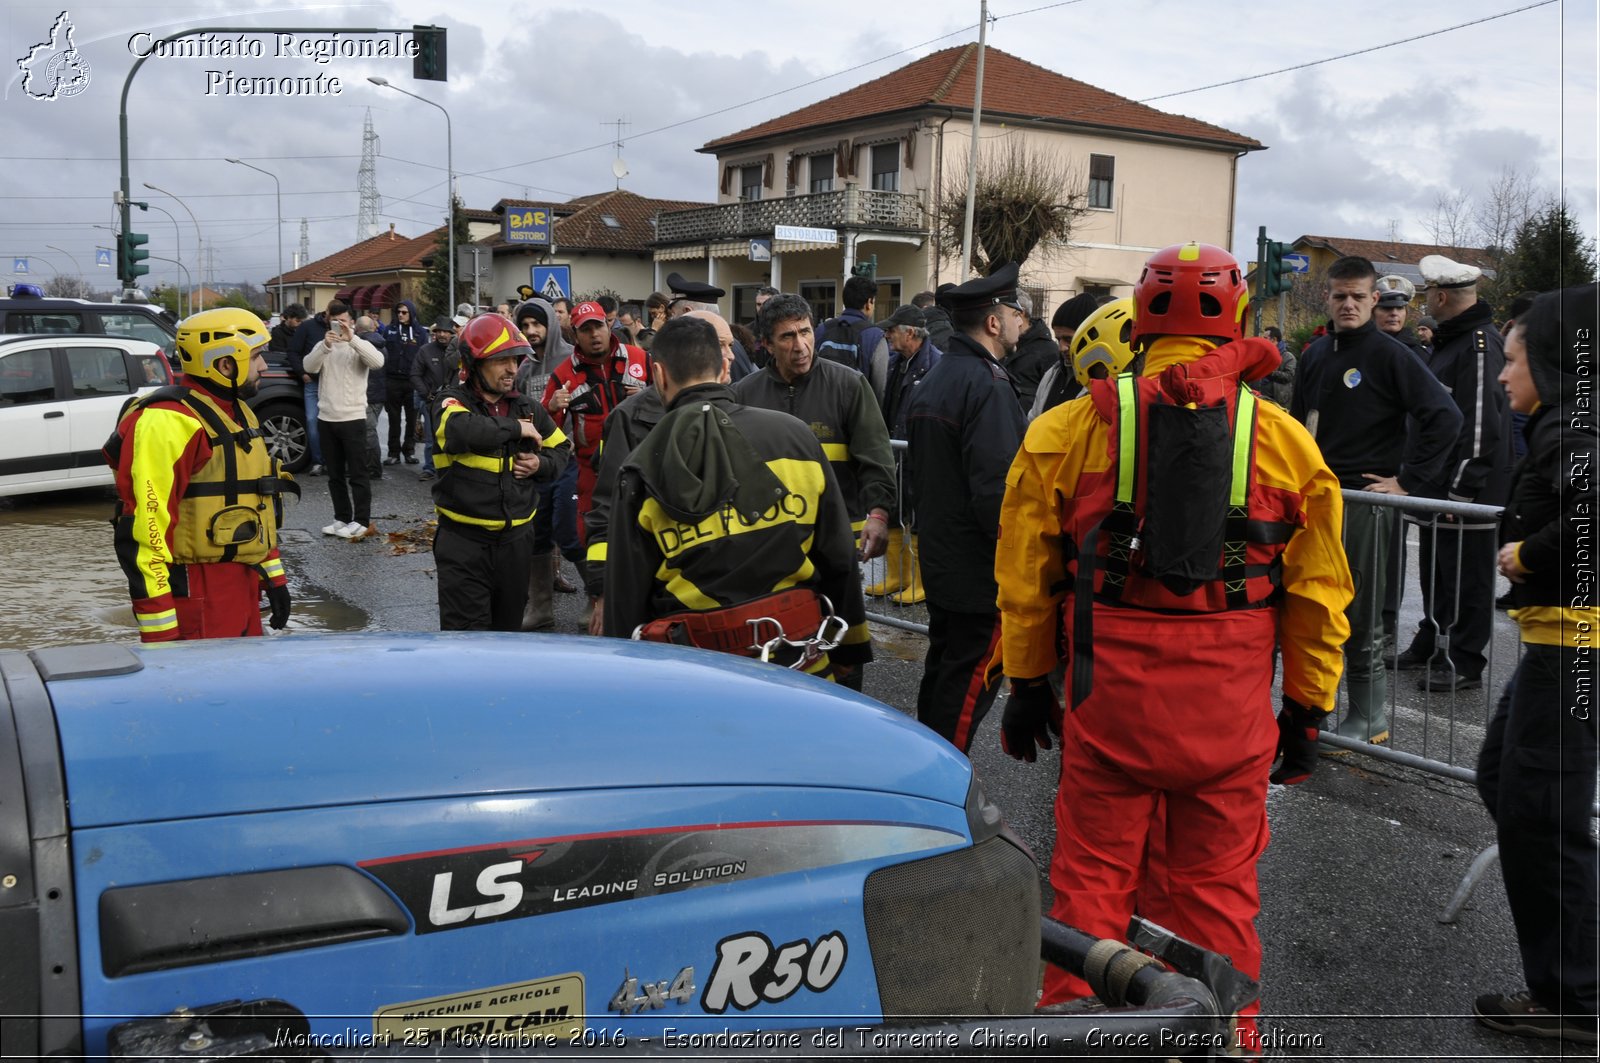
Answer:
[
  {"left": 870, "top": 143, "right": 899, "bottom": 192},
  {"left": 799, "top": 281, "right": 836, "bottom": 323},
  {"left": 740, "top": 164, "right": 763, "bottom": 202},
  {"left": 1088, "top": 154, "right": 1114, "bottom": 210},
  {"left": 809, "top": 154, "right": 834, "bottom": 194}
]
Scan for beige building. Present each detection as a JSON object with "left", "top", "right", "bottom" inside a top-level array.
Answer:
[{"left": 654, "top": 44, "right": 1263, "bottom": 322}]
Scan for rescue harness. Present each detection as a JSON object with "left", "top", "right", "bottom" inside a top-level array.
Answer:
[
  {"left": 632, "top": 588, "right": 847, "bottom": 671},
  {"left": 1067, "top": 373, "right": 1297, "bottom": 707}
]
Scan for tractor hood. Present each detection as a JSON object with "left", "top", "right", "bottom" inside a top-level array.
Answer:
[{"left": 27, "top": 634, "right": 970, "bottom": 828}]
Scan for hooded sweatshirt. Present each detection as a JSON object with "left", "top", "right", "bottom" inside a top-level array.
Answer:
[
  {"left": 603, "top": 382, "right": 870, "bottom": 665},
  {"left": 1500, "top": 282, "right": 1599, "bottom": 646},
  {"left": 381, "top": 300, "right": 428, "bottom": 377},
  {"left": 512, "top": 296, "right": 573, "bottom": 402}
]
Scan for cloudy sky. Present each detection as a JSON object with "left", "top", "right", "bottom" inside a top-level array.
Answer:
[{"left": 1, "top": 0, "right": 1594, "bottom": 293}]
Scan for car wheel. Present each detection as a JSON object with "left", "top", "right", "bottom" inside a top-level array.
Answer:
[{"left": 257, "top": 402, "right": 310, "bottom": 473}]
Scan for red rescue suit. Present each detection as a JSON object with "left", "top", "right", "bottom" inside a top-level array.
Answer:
[
  {"left": 997, "top": 338, "right": 1352, "bottom": 1046},
  {"left": 541, "top": 337, "right": 649, "bottom": 543}
]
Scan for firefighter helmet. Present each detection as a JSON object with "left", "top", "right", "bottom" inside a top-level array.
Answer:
[
  {"left": 460, "top": 313, "right": 530, "bottom": 362},
  {"left": 174, "top": 307, "right": 269, "bottom": 389},
  {"left": 1070, "top": 298, "right": 1137, "bottom": 387},
  {"left": 1131, "top": 242, "right": 1249, "bottom": 347}
]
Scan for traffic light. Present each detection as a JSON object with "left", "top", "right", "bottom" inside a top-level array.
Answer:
[
  {"left": 118, "top": 231, "right": 150, "bottom": 283},
  {"left": 413, "top": 25, "right": 447, "bottom": 81},
  {"left": 1262, "top": 239, "right": 1294, "bottom": 296}
]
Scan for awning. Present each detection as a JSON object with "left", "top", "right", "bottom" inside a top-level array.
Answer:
[
  {"left": 333, "top": 286, "right": 357, "bottom": 305},
  {"left": 352, "top": 284, "right": 381, "bottom": 311},
  {"left": 377, "top": 282, "right": 401, "bottom": 311}
]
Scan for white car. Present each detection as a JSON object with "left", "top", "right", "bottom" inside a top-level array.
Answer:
[{"left": 0, "top": 334, "right": 173, "bottom": 497}]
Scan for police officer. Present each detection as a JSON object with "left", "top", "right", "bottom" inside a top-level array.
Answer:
[
  {"left": 106, "top": 307, "right": 294, "bottom": 641},
  {"left": 901, "top": 263, "right": 1029, "bottom": 751},
  {"left": 432, "top": 314, "right": 571, "bottom": 631},
  {"left": 995, "top": 243, "right": 1354, "bottom": 1053},
  {"left": 603, "top": 316, "right": 871, "bottom": 680}
]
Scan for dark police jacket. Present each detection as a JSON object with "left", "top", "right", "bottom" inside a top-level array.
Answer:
[
  {"left": 431, "top": 382, "right": 570, "bottom": 532},
  {"left": 604, "top": 383, "right": 871, "bottom": 664},
  {"left": 903, "top": 332, "right": 1027, "bottom": 612},
  {"left": 1426, "top": 300, "right": 1513, "bottom": 505}
]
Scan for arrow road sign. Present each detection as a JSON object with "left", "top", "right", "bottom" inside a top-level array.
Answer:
[{"left": 1284, "top": 253, "right": 1310, "bottom": 274}]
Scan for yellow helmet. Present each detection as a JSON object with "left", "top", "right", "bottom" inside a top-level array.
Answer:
[
  {"left": 174, "top": 307, "right": 269, "bottom": 389},
  {"left": 1070, "top": 298, "right": 1137, "bottom": 387}
]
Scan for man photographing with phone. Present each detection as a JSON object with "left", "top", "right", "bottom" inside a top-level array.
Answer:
[{"left": 305, "top": 300, "right": 385, "bottom": 540}]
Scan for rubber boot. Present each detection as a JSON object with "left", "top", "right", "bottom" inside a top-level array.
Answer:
[
  {"left": 863, "top": 529, "right": 906, "bottom": 597},
  {"left": 521, "top": 549, "right": 556, "bottom": 632},
  {"left": 889, "top": 534, "right": 926, "bottom": 605},
  {"left": 1333, "top": 700, "right": 1389, "bottom": 745}
]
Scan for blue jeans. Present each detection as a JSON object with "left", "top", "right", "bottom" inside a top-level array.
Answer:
[{"left": 303, "top": 377, "right": 323, "bottom": 464}]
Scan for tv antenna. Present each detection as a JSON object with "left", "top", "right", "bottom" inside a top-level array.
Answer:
[{"left": 603, "top": 117, "right": 629, "bottom": 189}]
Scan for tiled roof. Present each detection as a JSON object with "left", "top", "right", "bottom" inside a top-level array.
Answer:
[
  {"left": 702, "top": 45, "right": 1261, "bottom": 153},
  {"left": 1295, "top": 235, "right": 1498, "bottom": 269},
  {"left": 486, "top": 190, "right": 711, "bottom": 254},
  {"left": 340, "top": 231, "right": 441, "bottom": 275},
  {"left": 270, "top": 226, "right": 418, "bottom": 285}
]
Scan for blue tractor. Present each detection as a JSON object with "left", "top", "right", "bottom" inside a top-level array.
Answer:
[{"left": 0, "top": 634, "right": 1250, "bottom": 1059}]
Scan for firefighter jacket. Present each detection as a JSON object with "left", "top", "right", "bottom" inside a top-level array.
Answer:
[
  {"left": 583, "top": 386, "right": 665, "bottom": 596},
  {"left": 432, "top": 381, "right": 571, "bottom": 532},
  {"left": 1425, "top": 299, "right": 1514, "bottom": 505},
  {"left": 1291, "top": 318, "right": 1461, "bottom": 495},
  {"left": 997, "top": 337, "right": 1354, "bottom": 712},
  {"left": 541, "top": 336, "right": 650, "bottom": 456},
  {"left": 603, "top": 383, "right": 871, "bottom": 667},
  {"left": 731, "top": 357, "right": 896, "bottom": 529},
  {"left": 107, "top": 382, "right": 289, "bottom": 641},
  {"left": 903, "top": 332, "right": 1027, "bottom": 613},
  {"left": 1500, "top": 283, "right": 1599, "bottom": 648}
]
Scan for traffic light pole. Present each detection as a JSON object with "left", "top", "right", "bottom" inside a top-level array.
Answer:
[
  {"left": 118, "top": 25, "right": 440, "bottom": 285},
  {"left": 1254, "top": 226, "right": 1267, "bottom": 338}
]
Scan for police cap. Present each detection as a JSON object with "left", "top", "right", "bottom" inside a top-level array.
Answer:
[
  {"left": 935, "top": 262, "right": 1022, "bottom": 313},
  {"left": 666, "top": 272, "right": 726, "bottom": 304}
]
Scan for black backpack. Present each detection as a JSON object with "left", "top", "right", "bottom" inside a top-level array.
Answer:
[{"left": 816, "top": 316, "right": 870, "bottom": 374}]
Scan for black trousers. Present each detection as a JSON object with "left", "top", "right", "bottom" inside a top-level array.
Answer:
[
  {"left": 916, "top": 605, "right": 1001, "bottom": 753},
  {"left": 384, "top": 377, "right": 417, "bottom": 457},
  {"left": 1406, "top": 520, "right": 1497, "bottom": 677},
  {"left": 318, "top": 417, "right": 371, "bottom": 525},
  {"left": 434, "top": 518, "right": 533, "bottom": 632},
  {"left": 1477, "top": 643, "right": 1599, "bottom": 1018}
]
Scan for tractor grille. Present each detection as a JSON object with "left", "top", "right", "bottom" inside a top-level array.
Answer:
[{"left": 863, "top": 837, "right": 1040, "bottom": 1019}]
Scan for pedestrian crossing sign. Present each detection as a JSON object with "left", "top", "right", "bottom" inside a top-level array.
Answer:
[{"left": 532, "top": 266, "right": 571, "bottom": 303}]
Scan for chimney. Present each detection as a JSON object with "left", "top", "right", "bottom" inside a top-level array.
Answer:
[{"left": 388, "top": 223, "right": 396, "bottom": 240}]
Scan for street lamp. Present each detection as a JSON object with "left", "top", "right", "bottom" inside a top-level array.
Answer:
[
  {"left": 45, "top": 244, "right": 83, "bottom": 282},
  {"left": 140, "top": 204, "right": 184, "bottom": 315},
  {"left": 368, "top": 76, "right": 454, "bottom": 311},
  {"left": 226, "top": 157, "right": 285, "bottom": 314},
  {"left": 143, "top": 182, "right": 201, "bottom": 310}
]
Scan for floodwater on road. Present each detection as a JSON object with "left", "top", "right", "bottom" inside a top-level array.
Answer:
[{"left": 0, "top": 488, "right": 369, "bottom": 651}]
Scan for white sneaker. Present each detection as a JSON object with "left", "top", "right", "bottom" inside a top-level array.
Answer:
[
  {"left": 322, "top": 521, "right": 346, "bottom": 536},
  {"left": 337, "top": 521, "right": 372, "bottom": 540}
]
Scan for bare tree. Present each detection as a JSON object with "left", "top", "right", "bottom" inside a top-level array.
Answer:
[
  {"left": 1420, "top": 188, "right": 1475, "bottom": 247},
  {"left": 935, "top": 137, "right": 1091, "bottom": 277},
  {"left": 1474, "top": 164, "right": 1541, "bottom": 257},
  {"left": 44, "top": 275, "right": 93, "bottom": 299}
]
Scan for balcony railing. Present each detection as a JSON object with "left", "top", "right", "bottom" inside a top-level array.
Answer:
[{"left": 655, "top": 188, "right": 925, "bottom": 244}]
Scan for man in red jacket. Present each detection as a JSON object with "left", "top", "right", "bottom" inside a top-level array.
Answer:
[{"left": 542, "top": 300, "right": 650, "bottom": 625}]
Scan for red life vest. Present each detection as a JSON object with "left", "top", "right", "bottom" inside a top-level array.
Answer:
[{"left": 1061, "top": 355, "right": 1303, "bottom": 706}]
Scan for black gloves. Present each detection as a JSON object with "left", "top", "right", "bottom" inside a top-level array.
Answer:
[
  {"left": 1000, "top": 677, "right": 1061, "bottom": 763},
  {"left": 265, "top": 583, "right": 292, "bottom": 631},
  {"left": 1269, "top": 695, "right": 1324, "bottom": 785}
]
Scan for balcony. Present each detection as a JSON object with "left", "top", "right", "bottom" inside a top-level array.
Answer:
[{"left": 655, "top": 187, "right": 926, "bottom": 245}]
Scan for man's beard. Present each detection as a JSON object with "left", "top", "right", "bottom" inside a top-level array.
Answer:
[{"left": 238, "top": 378, "right": 259, "bottom": 399}]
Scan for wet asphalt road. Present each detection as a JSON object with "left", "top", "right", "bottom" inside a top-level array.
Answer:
[{"left": 276, "top": 463, "right": 1559, "bottom": 1062}]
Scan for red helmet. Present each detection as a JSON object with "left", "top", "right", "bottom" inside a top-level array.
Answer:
[
  {"left": 460, "top": 313, "right": 531, "bottom": 361},
  {"left": 1131, "top": 242, "right": 1249, "bottom": 347}
]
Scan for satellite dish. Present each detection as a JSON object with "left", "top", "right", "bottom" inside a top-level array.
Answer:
[{"left": 611, "top": 157, "right": 629, "bottom": 180}]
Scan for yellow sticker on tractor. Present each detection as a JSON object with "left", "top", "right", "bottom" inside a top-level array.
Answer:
[{"left": 374, "top": 972, "right": 584, "bottom": 1047}]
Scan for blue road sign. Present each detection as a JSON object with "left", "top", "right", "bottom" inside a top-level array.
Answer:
[
  {"left": 532, "top": 265, "right": 571, "bottom": 303},
  {"left": 12, "top": 258, "right": 29, "bottom": 274},
  {"left": 1284, "top": 253, "right": 1311, "bottom": 274},
  {"left": 96, "top": 247, "right": 113, "bottom": 268}
]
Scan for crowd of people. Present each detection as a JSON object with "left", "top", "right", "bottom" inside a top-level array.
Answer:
[{"left": 107, "top": 249, "right": 1596, "bottom": 1049}]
